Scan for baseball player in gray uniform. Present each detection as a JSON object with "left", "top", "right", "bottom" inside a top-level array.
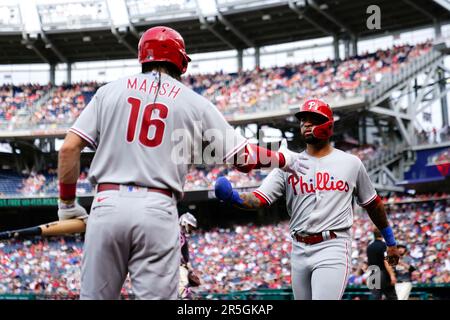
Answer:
[
  {"left": 215, "top": 99, "right": 400, "bottom": 300},
  {"left": 56, "top": 26, "right": 306, "bottom": 300},
  {"left": 178, "top": 212, "right": 201, "bottom": 299}
]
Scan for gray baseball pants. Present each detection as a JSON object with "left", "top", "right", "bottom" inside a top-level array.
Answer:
[
  {"left": 291, "top": 236, "right": 352, "bottom": 300},
  {"left": 80, "top": 188, "right": 180, "bottom": 300}
]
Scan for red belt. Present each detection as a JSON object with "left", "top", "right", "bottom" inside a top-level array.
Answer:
[
  {"left": 294, "top": 231, "right": 337, "bottom": 245},
  {"left": 97, "top": 183, "right": 173, "bottom": 198}
]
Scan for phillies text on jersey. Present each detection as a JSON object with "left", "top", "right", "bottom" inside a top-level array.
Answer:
[{"left": 255, "top": 148, "right": 377, "bottom": 235}]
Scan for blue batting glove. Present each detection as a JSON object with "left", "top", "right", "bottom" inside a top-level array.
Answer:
[{"left": 214, "top": 176, "right": 243, "bottom": 205}]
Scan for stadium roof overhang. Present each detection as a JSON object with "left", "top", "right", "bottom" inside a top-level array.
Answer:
[{"left": 1, "top": 0, "right": 450, "bottom": 65}]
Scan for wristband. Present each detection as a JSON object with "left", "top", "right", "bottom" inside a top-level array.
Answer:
[
  {"left": 380, "top": 226, "right": 396, "bottom": 246},
  {"left": 59, "top": 182, "right": 76, "bottom": 201}
]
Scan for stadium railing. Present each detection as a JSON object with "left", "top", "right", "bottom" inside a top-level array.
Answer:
[
  {"left": 365, "top": 49, "right": 443, "bottom": 104},
  {"left": 364, "top": 142, "right": 407, "bottom": 172}
]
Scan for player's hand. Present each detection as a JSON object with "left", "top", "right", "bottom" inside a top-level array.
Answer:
[
  {"left": 386, "top": 245, "right": 400, "bottom": 266},
  {"left": 58, "top": 200, "right": 88, "bottom": 221},
  {"left": 390, "top": 275, "right": 397, "bottom": 286},
  {"left": 278, "top": 139, "right": 309, "bottom": 175},
  {"left": 214, "top": 177, "right": 243, "bottom": 205}
]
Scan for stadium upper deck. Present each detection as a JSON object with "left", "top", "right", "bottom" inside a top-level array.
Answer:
[
  {"left": 0, "top": 0, "right": 449, "bottom": 65},
  {"left": 0, "top": 42, "right": 436, "bottom": 136}
]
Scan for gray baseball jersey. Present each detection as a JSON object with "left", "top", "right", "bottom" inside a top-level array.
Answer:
[
  {"left": 70, "top": 71, "right": 247, "bottom": 199},
  {"left": 71, "top": 72, "right": 247, "bottom": 299},
  {"left": 255, "top": 148, "right": 377, "bottom": 235},
  {"left": 254, "top": 148, "right": 377, "bottom": 300}
]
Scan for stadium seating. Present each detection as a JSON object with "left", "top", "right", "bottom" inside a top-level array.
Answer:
[
  {"left": 0, "top": 84, "right": 49, "bottom": 124},
  {"left": 0, "top": 42, "right": 435, "bottom": 128},
  {"left": 0, "top": 194, "right": 447, "bottom": 296},
  {"left": 0, "top": 170, "right": 24, "bottom": 196}
]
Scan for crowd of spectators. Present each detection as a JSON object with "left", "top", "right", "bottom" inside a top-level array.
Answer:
[
  {"left": 31, "top": 82, "right": 98, "bottom": 126},
  {"left": 0, "top": 237, "right": 83, "bottom": 297},
  {"left": 0, "top": 84, "right": 51, "bottom": 128},
  {"left": 7, "top": 168, "right": 92, "bottom": 197},
  {"left": 187, "top": 42, "right": 432, "bottom": 115},
  {"left": 0, "top": 42, "right": 433, "bottom": 127},
  {"left": 184, "top": 165, "right": 265, "bottom": 191},
  {"left": 18, "top": 172, "right": 47, "bottom": 195},
  {"left": 348, "top": 193, "right": 449, "bottom": 285},
  {"left": 0, "top": 193, "right": 447, "bottom": 297},
  {"left": 383, "top": 192, "right": 449, "bottom": 204},
  {"left": 416, "top": 126, "right": 450, "bottom": 145}
]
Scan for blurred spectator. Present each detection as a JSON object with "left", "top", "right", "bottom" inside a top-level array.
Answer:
[
  {"left": 394, "top": 244, "right": 416, "bottom": 300},
  {"left": 366, "top": 229, "right": 398, "bottom": 300},
  {"left": 0, "top": 83, "right": 50, "bottom": 127},
  {"left": 416, "top": 126, "right": 450, "bottom": 145}
]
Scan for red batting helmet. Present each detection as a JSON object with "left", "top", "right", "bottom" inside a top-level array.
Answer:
[
  {"left": 138, "top": 26, "right": 191, "bottom": 74},
  {"left": 295, "top": 99, "right": 334, "bottom": 139}
]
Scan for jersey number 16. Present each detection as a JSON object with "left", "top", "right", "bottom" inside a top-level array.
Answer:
[{"left": 126, "top": 97, "right": 168, "bottom": 147}]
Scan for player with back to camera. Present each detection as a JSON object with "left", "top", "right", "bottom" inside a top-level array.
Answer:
[{"left": 54, "top": 26, "right": 308, "bottom": 300}]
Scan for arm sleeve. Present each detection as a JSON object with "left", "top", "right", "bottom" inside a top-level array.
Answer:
[
  {"left": 201, "top": 102, "right": 247, "bottom": 162},
  {"left": 69, "top": 89, "right": 101, "bottom": 149},
  {"left": 253, "top": 169, "right": 285, "bottom": 205},
  {"left": 355, "top": 161, "right": 378, "bottom": 207}
]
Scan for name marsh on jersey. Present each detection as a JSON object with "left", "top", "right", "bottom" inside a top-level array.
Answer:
[{"left": 127, "top": 77, "right": 181, "bottom": 99}]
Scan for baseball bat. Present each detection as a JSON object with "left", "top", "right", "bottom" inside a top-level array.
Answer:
[{"left": 0, "top": 219, "right": 86, "bottom": 240}]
